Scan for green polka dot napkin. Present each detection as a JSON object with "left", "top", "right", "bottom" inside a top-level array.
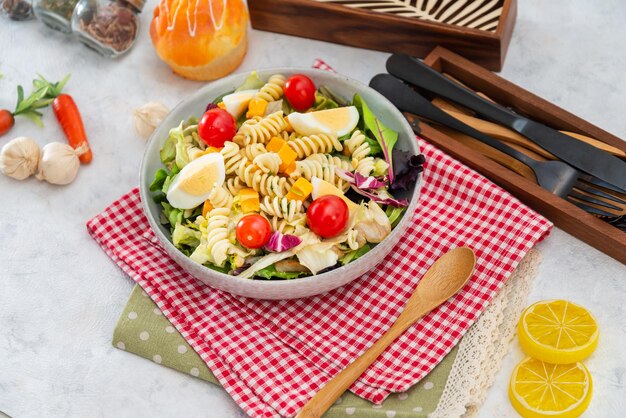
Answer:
[
  {"left": 114, "top": 285, "right": 453, "bottom": 417},
  {"left": 113, "top": 250, "right": 541, "bottom": 417}
]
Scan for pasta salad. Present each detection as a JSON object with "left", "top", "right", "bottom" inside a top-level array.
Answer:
[{"left": 150, "top": 72, "right": 424, "bottom": 280}]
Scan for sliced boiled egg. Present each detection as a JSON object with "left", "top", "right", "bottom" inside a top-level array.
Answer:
[
  {"left": 287, "top": 106, "right": 359, "bottom": 137},
  {"left": 222, "top": 89, "right": 258, "bottom": 119},
  {"left": 166, "top": 153, "right": 225, "bottom": 210},
  {"left": 310, "top": 177, "right": 359, "bottom": 214}
]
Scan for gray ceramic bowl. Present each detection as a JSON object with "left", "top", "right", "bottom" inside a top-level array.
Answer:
[{"left": 139, "top": 68, "right": 421, "bottom": 300}]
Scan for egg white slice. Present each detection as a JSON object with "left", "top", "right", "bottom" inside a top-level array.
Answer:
[
  {"left": 287, "top": 106, "right": 360, "bottom": 137},
  {"left": 166, "top": 153, "right": 225, "bottom": 210},
  {"left": 222, "top": 89, "right": 259, "bottom": 119}
]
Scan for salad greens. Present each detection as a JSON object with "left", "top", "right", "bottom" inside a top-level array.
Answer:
[
  {"left": 150, "top": 72, "right": 424, "bottom": 281},
  {"left": 353, "top": 94, "right": 398, "bottom": 182}
]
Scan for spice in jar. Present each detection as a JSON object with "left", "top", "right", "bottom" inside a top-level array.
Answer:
[
  {"left": 72, "top": 0, "right": 144, "bottom": 57},
  {"left": 1, "top": 0, "right": 33, "bottom": 20},
  {"left": 33, "top": 0, "right": 79, "bottom": 32}
]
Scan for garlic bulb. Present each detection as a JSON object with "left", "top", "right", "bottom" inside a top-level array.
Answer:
[
  {"left": 133, "top": 101, "right": 170, "bottom": 138},
  {"left": 36, "top": 142, "right": 82, "bottom": 185},
  {"left": 0, "top": 137, "right": 41, "bottom": 180}
]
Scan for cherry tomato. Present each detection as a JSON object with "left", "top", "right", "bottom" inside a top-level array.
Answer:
[
  {"left": 198, "top": 108, "right": 236, "bottom": 147},
  {"left": 284, "top": 74, "right": 316, "bottom": 111},
  {"left": 236, "top": 214, "right": 272, "bottom": 249},
  {"left": 306, "top": 195, "right": 349, "bottom": 238},
  {"left": 0, "top": 109, "right": 15, "bottom": 136}
]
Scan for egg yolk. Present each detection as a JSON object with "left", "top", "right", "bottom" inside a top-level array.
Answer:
[
  {"left": 311, "top": 107, "right": 352, "bottom": 132},
  {"left": 179, "top": 165, "right": 215, "bottom": 196}
]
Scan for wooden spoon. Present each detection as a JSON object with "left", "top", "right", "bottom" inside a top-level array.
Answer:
[{"left": 296, "top": 247, "right": 476, "bottom": 418}]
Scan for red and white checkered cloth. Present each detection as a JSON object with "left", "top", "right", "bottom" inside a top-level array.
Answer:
[
  {"left": 88, "top": 144, "right": 552, "bottom": 417},
  {"left": 87, "top": 60, "right": 552, "bottom": 417}
]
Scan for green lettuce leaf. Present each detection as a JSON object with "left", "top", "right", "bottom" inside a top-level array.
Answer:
[
  {"left": 310, "top": 90, "right": 339, "bottom": 111},
  {"left": 340, "top": 244, "right": 372, "bottom": 266},
  {"left": 235, "top": 71, "right": 265, "bottom": 92},
  {"left": 150, "top": 169, "right": 168, "bottom": 192},
  {"left": 385, "top": 206, "right": 406, "bottom": 228},
  {"left": 160, "top": 134, "right": 177, "bottom": 165},
  {"left": 172, "top": 223, "right": 202, "bottom": 248},
  {"left": 353, "top": 94, "right": 398, "bottom": 182},
  {"left": 255, "top": 265, "right": 308, "bottom": 280}
]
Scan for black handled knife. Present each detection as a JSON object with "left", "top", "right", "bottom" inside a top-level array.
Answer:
[{"left": 386, "top": 53, "right": 626, "bottom": 191}]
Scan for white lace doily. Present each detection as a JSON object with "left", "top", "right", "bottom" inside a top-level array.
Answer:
[{"left": 430, "top": 249, "right": 542, "bottom": 418}]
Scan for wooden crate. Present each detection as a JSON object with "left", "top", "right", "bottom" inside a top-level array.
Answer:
[
  {"left": 248, "top": 0, "right": 517, "bottom": 71},
  {"left": 414, "top": 47, "right": 626, "bottom": 264}
]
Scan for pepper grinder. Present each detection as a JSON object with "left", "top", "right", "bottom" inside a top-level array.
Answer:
[{"left": 71, "top": 0, "right": 144, "bottom": 57}]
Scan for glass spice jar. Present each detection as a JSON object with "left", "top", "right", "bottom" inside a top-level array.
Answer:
[
  {"left": 1, "top": 0, "right": 34, "bottom": 20},
  {"left": 33, "top": 0, "right": 79, "bottom": 33},
  {"left": 71, "top": 0, "right": 144, "bottom": 57}
]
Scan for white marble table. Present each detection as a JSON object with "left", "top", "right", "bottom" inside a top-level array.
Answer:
[{"left": 1, "top": 1, "right": 625, "bottom": 417}]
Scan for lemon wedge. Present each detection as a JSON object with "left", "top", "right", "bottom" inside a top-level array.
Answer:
[
  {"left": 509, "top": 357, "right": 592, "bottom": 418},
  {"left": 518, "top": 300, "right": 599, "bottom": 364},
  {"left": 287, "top": 106, "right": 359, "bottom": 137}
]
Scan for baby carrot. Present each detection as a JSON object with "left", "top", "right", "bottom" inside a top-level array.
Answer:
[{"left": 52, "top": 94, "right": 92, "bottom": 164}]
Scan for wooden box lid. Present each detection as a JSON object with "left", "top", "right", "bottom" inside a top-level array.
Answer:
[{"left": 248, "top": 0, "right": 517, "bottom": 71}]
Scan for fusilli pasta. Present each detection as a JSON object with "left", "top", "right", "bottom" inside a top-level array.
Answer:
[
  {"left": 208, "top": 186, "right": 233, "bottom": 209},
  {"left": 294, "top": 153, "right": 352, "bottom": 191},
  {"left": 225, "top": 177, "right": 245, "bottom": 196},
  {"left": 260, "top": 196, "right": 304, "bottom": 222},
  {"left": 237, "top": 157, "right": 291, "bottom": 197},
  {"left": 240, "top": 143, "right": 267, "bottom": 161},
  {"left": 204, "top": 208, "right": 232, "bottom": 267},
  {"left": 343, "top": 130, "right": 370, "bottom": 161},
  {"left": 233, "top": 111, "right": 288, "bottom": 147},
  {"left": 254, "top": 74, "right": 286, "bottom": 102},
  {"left": 354, "top": 156, "right": 375, "bottom": 176},
  {"left": 253, "top": 152, "right": 281, "bottom": 174},
  {"left": 288, "top": 133, "right": 343, "bottom": 159},
  {"left": 220, "top": 141, "right": 242, "bottom": 175}
]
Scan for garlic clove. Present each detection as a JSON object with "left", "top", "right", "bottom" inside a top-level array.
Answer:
[
  {"left": 36, "top": 142, "right": 81, "bottom": 185},
  {"left": 133, "top": 101, "right": 170, "bottom": 139},
  {"left": 0, "top": 136, "right": 41, "bottom": 180}
]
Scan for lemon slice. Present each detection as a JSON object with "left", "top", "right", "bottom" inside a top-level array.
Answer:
[
  {"left": 509, "top": 357, "right": 592, "bottom": 418},
  {"left": 287, "top": 106, "right": 359, "bottom": 137},
  {"left": 518, "top": 300, "right": 599, "bottom": 364}
]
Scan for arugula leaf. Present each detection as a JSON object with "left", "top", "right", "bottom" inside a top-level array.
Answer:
[
  {"left": 353, "top": 94, "right": 398, "bottom": 182},
  {"left": 255, "top": 265, "right": 308, "bottom": 280},
  {"left": 150, "top": 169, "right": 168, "bottom": 192}
]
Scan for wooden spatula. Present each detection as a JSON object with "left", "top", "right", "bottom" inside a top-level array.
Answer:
[{"left": 296, "top": 247, "right": 476, "bottom": 418}]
